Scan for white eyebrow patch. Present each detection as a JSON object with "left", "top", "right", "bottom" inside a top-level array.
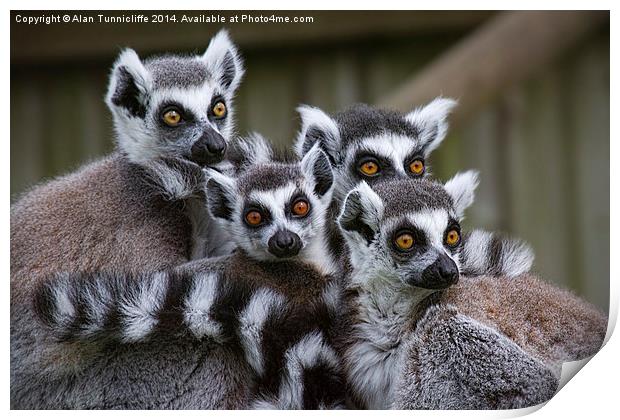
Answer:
[
  {"left": 347, "top": 134, "right": 420, "bottom": 175},
  {"left": 406, "top": 209, "right": 450, "bottom": 248},
  {"left": 248, "top": 183, "right": 299, "bottom": 224}
]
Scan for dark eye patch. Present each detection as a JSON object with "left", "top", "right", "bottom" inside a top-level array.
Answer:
[
  {"left": 388, "top": 221, "right": 428, "bottom": 262},
  {"left": 156, "top": 102, "right": 195, "bottom": 127},
  {"left": 286, "top": 191, "right": 312, "bottom": 219},
  {"left": 403, "top": 150, "right": 426, "bottom": 177},
  {"left": 242, "top": 203, "right": 272, "bottom": 228},
  {"left": 350, "top": 151, "right": 396, "bottom": 183}
]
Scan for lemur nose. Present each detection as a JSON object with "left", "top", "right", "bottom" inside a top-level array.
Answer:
[
  {"left": 419, "top": 253, "right": 459, "bottom": 290},
  {"left": 190, "top": 129, "right": 227, "bottom": 166},
  {"left": 268, "top": 230, "right": 302, "bottom": 258},
  {"left": 206, "top": 136, "right": 226, "bottom": 156}
]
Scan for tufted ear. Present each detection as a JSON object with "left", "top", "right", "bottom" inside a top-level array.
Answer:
[
  {"left": 205, "top": 169, "right": 237, "bottom": 221},
  {"left": 295, "top": 105, "right": 341, "bottom": 165},
  {"left": 201, "top": 29, "right": 244, "bottom": 92},
  {"left": 444, "top": 170, "right": 479, "bottom": 219},
  {"left": 226, "top": 132, "right": 274, "bottom": 172},
  {"left": 106, "top": 48, "right": 152, "bottom": 119},
  {"left": 405, "top": 97, "right": 457, "bottom": 157},
  {"left": 300, "top": 145, "right": 334, "bottom": 199},
  {"left": 338, "top": 182, "right": 384, "bottom": 246}
]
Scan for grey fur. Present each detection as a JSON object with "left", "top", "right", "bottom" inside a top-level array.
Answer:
[
  {"left": 336, "top": 177, "right": 606, "bottom": 409},
  {"left": 30, "top": 156, "right": 344, "bottom": 409},
  {"left": 11, "top": 30, "right": 247, "bottom": 409},
  {"left": 393, "top": 305, "right": 558, "bottom": 410}
]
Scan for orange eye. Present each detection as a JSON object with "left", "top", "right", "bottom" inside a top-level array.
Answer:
[
  {"left": 212, "top": 101, "right": 227, "bottom": 118},
  {"left": 395, "top": 233, "right": 414, "bottom": 250},
  {"left": 360, "top": 160, "right": 380, "bottom": 176},
  {"left": 409, "top": 159, "right": 425, "bottom": 175},
  {"left": 292, "top": 199, "right": 310, "bottom": 217},
  {"left": 162, "top": 109, "right": 182, "bottom": 126},
  {"left": 445, "top": 229, "right": 460, "bottom": 247},
  {"left": 245, "top": 210, "right": 262, "bottom": 226}
]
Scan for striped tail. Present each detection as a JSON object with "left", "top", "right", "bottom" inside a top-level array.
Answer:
[
  {"left": 32, "top": 269, "right": 226, "bottom": 344},
  {"left": 460, "top": 229, "right": 534, "bottom": 278}
]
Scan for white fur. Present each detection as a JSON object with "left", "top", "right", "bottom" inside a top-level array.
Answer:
[
  {"left": 142, "top": 159, "right": 199, "bottom": 200},
  {"left": 345, "top": 284, "right": 429, "bottom": 409},
  {"left": 277, "top": 331, "right": 340, "bottom": 409},
  {"left": 500, "top": 239, "right": 535, "bottom": 277},
  {"left": 444, "top": 170, "right": 479, "bottom": 218},
  {"left": 345, "top": 134, "right": 420, "bottom": 177},
  {"left": 183, "top": 272, "right": 223, "bottom": 341},
  {"left": 239, "top": 288, "right": 286, "bottom": 376},
  {"left": 462, "top": 229, "right": 492, "bottom": 274},
  {"left": 338, "top": 182, "right": 384, "bottom": 268},
  {"left": 119, "top": 272, "right": 168, "bottom": 342},
  {"left": 295, "top": 105, "right": 340, "bottom": 158},
  {"left": 201, "top": 29, "right": 244, "bottom": 92},
  {"left": 405, "top": 97, "right": 457, "bottom": 155},
  {"left": 233, "top": 132, "right": 273, "bottom": 169},
  {"left": 105, "top": 48, "right": 152, "bottom": 112},
  {"left": 81, "top": 278, "right": 115, "bottom": 337},
  {"left": 51, "top": 274, "right": 76, "bottom": 329}
]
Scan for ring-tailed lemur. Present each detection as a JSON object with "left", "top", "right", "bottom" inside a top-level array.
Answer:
[
  {"left": 11, "top": 30, "right": 248, "bottom": 408},
  {"left": 293, "top": 100, "right": 533, "bottom": 279},
  {"left": 335, "top": 176, "right": 607, "bottom": 409},
  {"left": 32, "top": 146, "right": 345, "bottom": 409}
]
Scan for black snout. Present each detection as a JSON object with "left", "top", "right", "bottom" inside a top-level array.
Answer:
[
  {"left": 417, "top": 253, "right": 459, "bottom": 290},
  {"left": 268, "top": 230, "right": 302, "bottom": 258},
  {"left": 190, "top": 128, "right": 227, "bottom": 166}
]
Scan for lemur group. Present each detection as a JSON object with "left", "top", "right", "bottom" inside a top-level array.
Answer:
[{"left": 11, "top": 30, "right": 607, "bottom": 410}]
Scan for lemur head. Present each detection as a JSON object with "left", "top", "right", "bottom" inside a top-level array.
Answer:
[
  {"left": 337, "top": 172, "right": 479, "bottom": 292},
  {"left": 106, "top": 29, "right": 244, "bottom": 167},
  {"left": 206, "top": 142, "right": 334, "bottom": 262},
  {"left": 294, "top": 98, "right": 457, "bottom": 200}
]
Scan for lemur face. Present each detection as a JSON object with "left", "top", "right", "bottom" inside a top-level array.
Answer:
[
  {"left": 106, "top": 30, "right": 244, "bottom": 167},
  {"left": 337, "top": 173, "right": 479, "bottom": 291},
  {"left": 206, "top": 145, "right": 334, "bottom": 262},
  {"left": 294, "top": 99, "right": 457, "bottom": 200}
]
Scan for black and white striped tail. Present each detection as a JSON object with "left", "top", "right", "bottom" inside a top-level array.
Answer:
[
  {"left": 460, "top": 229, "right": 534, "bottom": 278},
  {"left": 33, "top": 268, "right": 345, "bottom": 409}
]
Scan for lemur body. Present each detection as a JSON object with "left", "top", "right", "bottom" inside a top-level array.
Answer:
[
  {"left": 336, "top": 177, "right": 607, "bottom": 409},
  {"left": 10, "top": 30, "right": 246, "bottom": 408},
  {"left": 32, "top": 147, "right": 345, "bottom": 409}
]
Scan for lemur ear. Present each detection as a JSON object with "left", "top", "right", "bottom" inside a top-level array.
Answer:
[
  {"left": 405, "top": 97, "right": 457, "bottom": 157},
  {"left": 295, "top": 105, "right": 341, "bottom": 165},
  {"left": 301, "top": 145, "right": 334, "bottom": 198},
  {"left": 205, "top": 169, "right": 237, "bottom": 221},
  {"left": 444, "top": 170, "right": 479, "bottom": 219},
  {"left": 338, "top": 182, "right": 384, "bottom": 245},
  {"left": 201, "top": 29, "right": 244, "bottom": 92},
  {"left": 106, "top": 48, "right": 152, "bottom": 119},
  {"left": 227, "top": 132, "right": 274, "bottom": 172}
]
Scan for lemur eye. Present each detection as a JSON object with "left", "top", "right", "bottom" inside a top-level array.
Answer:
[
  {"left": 409, "top": 159, "right": 425, "bottom": 175},
  {"left": 162, "top": 109, "right": 183, "bottom": 127},
  {"left": 359, "top": 159, "right": 380, "bottom": 176},
  {"left": 212, "top": 101, "right": 227, "bottom": 119},
  {"left": 395, "top": 233, "right": 414, "bottom": 250},
  {"left": 445, "top": 229, "right": 461, "bottom": 247},
  {"left": 292, "top": 199, "right": 310, "bottom": 217},
  {"left": 245, "top": 210, "right": 263, "bottom": 226}
]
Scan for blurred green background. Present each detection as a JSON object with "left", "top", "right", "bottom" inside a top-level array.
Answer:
[{"left": 10, "top": 11, "right": 609, "bottom": 312}]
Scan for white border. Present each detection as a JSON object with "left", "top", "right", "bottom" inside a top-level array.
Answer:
[{"left": 3, "top": 2, "right": 616, "bottom": 419}]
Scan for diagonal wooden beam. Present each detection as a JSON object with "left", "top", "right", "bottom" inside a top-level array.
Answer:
[{"left": 376, "top": 10, "right": 608, "bottom": 122}]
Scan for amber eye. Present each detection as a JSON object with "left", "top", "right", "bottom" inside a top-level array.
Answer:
[
  {"left": 245, "top": 210, "right": 263, "bottom": 226},
  {"left": 409, "top": 159, "right": 425, "bottom": 175},
  {"left": 445, "top": 229, "right": 461, "bottom": 247},
  {"left": 162, "top": 109, "right": 182, "bottom": 126},
  {"left": 292, "top": 199, "right": 310, "bottom": 217},
  {"left": 395, "top": 233, "right": 414, "bottom": 250},
  {"left": 359, "top": 159, "right": 380, "bottom": 176},
  {"left": 212, "top": 101, "right": 227, "bottom": 118}
]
